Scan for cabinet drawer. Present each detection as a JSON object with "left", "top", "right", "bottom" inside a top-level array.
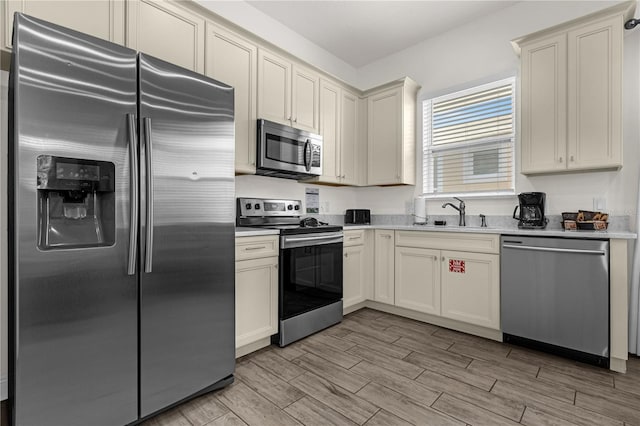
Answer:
[
  {"left": 343, "top": 229, "right": 366, "bottom": 247},
  {"left": 235, "top": 235, "right": 279, "bottom": 260},
  {"left": 395, "top": 231, "right": 499, "bottom": 254}
]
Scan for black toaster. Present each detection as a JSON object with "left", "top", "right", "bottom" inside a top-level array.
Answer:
[{"left": 345, "top": 209, "right": 371, "bottom": 225}]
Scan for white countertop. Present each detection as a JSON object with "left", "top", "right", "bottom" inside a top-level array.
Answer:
[
  {"left": 235, "top": 227, "right": 280, "bottom": 237},
  {"left": 343, "top": 224, "right": 637, "bottom": 240}
]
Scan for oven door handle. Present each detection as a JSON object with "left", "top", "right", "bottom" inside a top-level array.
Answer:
[{"left": 282, "top": 232, "right": 343, "bottom": 249}]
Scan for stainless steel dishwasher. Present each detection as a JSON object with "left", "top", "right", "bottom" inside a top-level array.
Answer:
[{"left": 501, "top": 235, "right": 609, "bottom": 367}]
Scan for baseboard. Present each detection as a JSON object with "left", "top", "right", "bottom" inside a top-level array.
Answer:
[
  {"left": 364, "top": 300, "right": 503, "bottom": 342},
  {"left": 236, "top": 337, "right": 271, "bottom": 358},
  {"left": 0, "top": 375, "right": 7, "bottom": 401},
  {"left": 343, "top": 301, "right": 367, "bottom": 315}
]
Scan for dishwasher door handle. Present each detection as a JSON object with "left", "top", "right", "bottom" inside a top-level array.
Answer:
[{"left": 502, "top": 244, "right": 606, "bottom": 256}]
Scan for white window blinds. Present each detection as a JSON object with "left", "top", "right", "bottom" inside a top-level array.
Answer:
[{"left": 423, "top": 77, "right": 515, "bottom": 197}]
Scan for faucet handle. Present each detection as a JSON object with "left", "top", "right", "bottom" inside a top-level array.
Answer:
[{"left": 453, "top": 196, "right": 465, "bottom": 206}]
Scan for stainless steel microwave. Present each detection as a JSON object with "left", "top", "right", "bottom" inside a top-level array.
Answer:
[{"left": 256, "top": 119, "right": 322, "bottom": 180}]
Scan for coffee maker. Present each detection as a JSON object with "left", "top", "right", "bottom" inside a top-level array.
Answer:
[{"left": 513, "top": 192, "right": 548, "bottom": 229}]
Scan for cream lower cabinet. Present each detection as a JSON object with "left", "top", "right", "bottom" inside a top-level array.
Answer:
[
  {"left": 205, "top": 23, "right": 257, "bottom": 174},
  {"left": 343, "top": 229, "right": 372, "bottom": 310},
  {"left": 440, "top": 250, "right": 500, "bottom": 330},
  {"left": 235, "top": 235, "right": 279, "bottom": 355},
  {"left": 394, "top": 231, "right": 500, "bottom": 330},
  {"left": 127, "top": 0, "right": 205, "bottom": 73},
  {"left": 373, "top": 230, "right": 395, "bottom": 304},
  {"left": 3, "top": 0, "right": 125, "bottom": 50},
  {"left": 395, "top": 246, "right": 440, "bottom": 315}
]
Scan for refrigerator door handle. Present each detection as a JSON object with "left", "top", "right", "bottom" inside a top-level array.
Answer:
[
  {"left": 143, "top": 117, "right": 154, "bottom": 273},
  {"left": 127, "top": 113, "right": 139, "bottom": 276}
]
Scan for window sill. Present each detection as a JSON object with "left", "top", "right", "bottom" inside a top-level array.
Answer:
[{"left": 423, "top": 191, "right": 516, "bottom": 200}]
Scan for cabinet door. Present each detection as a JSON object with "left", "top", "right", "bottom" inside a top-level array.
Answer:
[
  {"left": 395, "top": 247, "right": 440, "bottom": 315},
  {"left": 373, "top": 230, "right": 395, "bottom": 304},
  {"left": 343, "top": 244, "right": 366, "bottom": 308},
  {"left": 127, "top": 0, "right": 205, "bottom": 73},
  {"left": 235, "top": 256, "right": 278, "bottom": 348},
  {"left": 318, "top": 79, "right": 341, "bottom": 183},
  {"left": 4, "top": 0, "right": 125, "bottom": 50},
  {"left": 206, "top": 23, "right": 257, "bottom": 174},
  {"left": 292, "top": 65, "right": 320, "bottom": 132},
  {"left": 257, "top": 49, "right": 291, "bottom": 126},
  {"left": 567, "top": 16, "right": 622, "bottom": 171},
  {"left": 440, "top": 251, "right": 500, "bottom": 330},
  {"left": 340, "top": 89, "right": 359, "bottom": 185},
  {"left": 520, "top": 34, "right": 567, "bottom": 174},
  {"left": 368, "top": 87, "right": 401, "bottom": 185}
]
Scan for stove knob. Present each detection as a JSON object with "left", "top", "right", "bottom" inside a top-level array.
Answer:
[
  {"left": 254, "top": 203, "right": 261, "bottom": 210},
  {"left": 245, "top": 203, "right": 252, "bottom": 210},
  {"left": 294, "top": 205, "right": 300, "bottom": 210},
  {"left": 287, "top": 205, "right": 293, "bottom": 210}
]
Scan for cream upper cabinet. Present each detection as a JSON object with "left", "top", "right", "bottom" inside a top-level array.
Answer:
[
  {"left": 317, "top": 79, "right": 341, "bottom": 183},
  {"left": 310, "top": 82, "right": 361, "bottom": 186},
  {"left": 373, "top": 230, "right": 395, "bottom": 304},
  {"left": 258, "top": 49, "right": 291, "bottom": 126},
  {"left": 567, "top": 16, "right": 623, "bottom": 171},
  {"left": 520, "top": 34, "right": 568, "bottom": 174},
  {"left": 516, "top": 6, "right": 628, "bottom": 174},
  {"left": 395, "top": 246, "right": 440, "bottom": 315},
  {"left": 292, "top": 65, "right": 320, "bottom": 132},
  {"left": 3, "top": 0, "right": 125, "bottom": 50},
  {"left": 340, "top": 89, "right": 360, "bottom": 185},
  {"left": 366, "top": 78, "right": 420, "bottom": 185},
  {"left": 205, "top": 23, "right": 257, "bottom": 175},
  {"left": 440, "top": 250, "right": 500, "bottom": 330},
  {"left": 258, "top": 49, "right": 319, "bottom": 133},
  {"left": 127, "top": 0, "right": 205, "bottom": 73}
]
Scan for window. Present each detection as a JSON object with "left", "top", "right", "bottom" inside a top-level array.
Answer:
[{"left": 423, "top": 77, "right": 515, "bottom": 198}]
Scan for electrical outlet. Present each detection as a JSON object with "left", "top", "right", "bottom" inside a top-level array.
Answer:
[{"left": 593, "top": 197, "right": 606, "bottom": 211}]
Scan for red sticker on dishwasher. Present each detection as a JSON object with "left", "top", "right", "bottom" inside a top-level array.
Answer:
[{"left": 449, "top": 259, "right": 465, "bottom": 273}]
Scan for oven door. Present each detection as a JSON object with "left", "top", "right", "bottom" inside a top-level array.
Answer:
[
  {"left": 280, "top": 233, "right": 343, "bottom": 320},
  {"left": 257, "top": 119, "right": 322, "bottom": 176}
]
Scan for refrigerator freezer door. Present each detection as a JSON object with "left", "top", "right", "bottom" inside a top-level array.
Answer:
[
  {"left": 10, "top": 14, "right": 138, "bottom": 426},
  {"left": 138, "top": 53, "right": 236, "bottom": 417}
]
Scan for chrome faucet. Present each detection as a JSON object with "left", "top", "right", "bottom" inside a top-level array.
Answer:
[{"left": 442, "top": 197, "right": 466, "bottom": 226}]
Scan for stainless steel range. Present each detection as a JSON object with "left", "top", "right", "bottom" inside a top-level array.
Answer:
[{"left": 237, "top": 198, "right": 343, "bottom": 346}]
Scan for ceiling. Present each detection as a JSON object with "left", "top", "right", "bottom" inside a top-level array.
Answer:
[{"left": 246, "top": 1, "right": 520, "bottom": 68}]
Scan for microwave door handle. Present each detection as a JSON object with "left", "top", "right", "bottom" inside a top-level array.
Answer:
[
  {"left": 143, "top": 117, "right": 154, "bottom": 273},
  {"left": 303, "top": 139, "right": 311, "bottom": 172}
]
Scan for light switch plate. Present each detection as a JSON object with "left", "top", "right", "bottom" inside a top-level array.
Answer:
[{"left": 593, "top": 197, "right": 606, "bottom": 211}]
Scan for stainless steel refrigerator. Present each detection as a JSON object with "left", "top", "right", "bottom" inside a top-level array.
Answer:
[{"left": 8, "top": 14, "right": 235, "bottom": 425}]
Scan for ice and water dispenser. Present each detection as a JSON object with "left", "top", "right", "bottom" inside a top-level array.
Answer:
[{"left": 37, "top": 155, "right": 116, "bottom": 249}]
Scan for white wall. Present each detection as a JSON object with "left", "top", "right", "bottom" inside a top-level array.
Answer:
[{"left": 354, "top": 0, "right": 640, "bottom": 219}]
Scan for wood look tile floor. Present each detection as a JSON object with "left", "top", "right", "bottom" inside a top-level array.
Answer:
[{"left": 144, "top": 308, "right": 640, "bottom": 426}]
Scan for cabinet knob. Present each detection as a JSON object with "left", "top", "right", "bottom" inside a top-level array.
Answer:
[
  {"left": 559, "top": 157, "right": 563, "bottom": 163},
  {"left": 294, "top": 118, "right": 297, "bottom": 123},
  {"left": 442, "top": 256, "right": 445, "bottom": 261},
  {"left": 344, "top": 253, "right": 348, "bottom": 258},
  {"left": 570, "top": 155, "right": 574, "bottom": 162},
  {"left": 342, "top": 175, "right": 346, "bottom": 179}
]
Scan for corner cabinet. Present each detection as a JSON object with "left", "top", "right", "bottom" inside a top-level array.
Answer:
[
  {"left": 235, "top": 235, "right": 279, "bottom": 357},
  {"left": 126, "top": 0, "right": 205, "bottom": 73},
  {"left": 3, "top": 0, "right": 125, "bottom": 50},
  {"left": 366, "top": 78, "right": 420, "bottom": 186},
  {"left": 310, "top": 80, "right": 361, "bottom": 185},
  {"left": 516, "top": 3, "right": 631, "bottom": 174},
  {"left": 205, "top": 23, "right": 258, "bottom": 175},
  {"left": 257, "top": 49, "right": 319, "bottom": 133}
]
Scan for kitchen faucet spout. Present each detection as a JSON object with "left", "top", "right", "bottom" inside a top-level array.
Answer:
[{"left": 442, "top": 198, "right": 466, "bottom": 226}]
